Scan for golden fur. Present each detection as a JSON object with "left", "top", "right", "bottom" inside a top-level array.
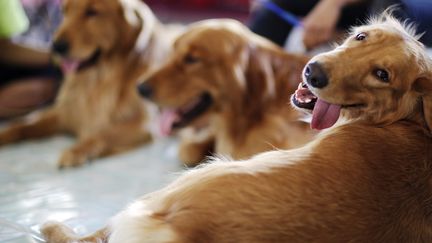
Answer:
[
  {"left": 141, "top": 19, "right": 315, "bottom": 166},
  {"left": 42, "top": 14, "right": 432, "bottom": 242},
  {"left": 0, "top": 0, "right": 182, "bottom": 167}
]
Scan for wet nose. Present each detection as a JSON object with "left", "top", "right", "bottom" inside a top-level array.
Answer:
[
  {"left": 52, "top": 40, "right": 70, "bottom": 55},
  {"left": 304, "top": 62, "right": 328, "bottom": 89},
  {"left": 137, "top": 82, "right": 153, "bottom": 99}
]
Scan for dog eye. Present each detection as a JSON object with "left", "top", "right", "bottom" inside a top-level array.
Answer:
[
  {"left": 183, "top": 54, "right": 199, "bottom": 64},
  {"left": 355, "top": 32, "right": 367, "bottom": 41},
  {"left": 85, "top": 8, "right": 98, "bottom": 17},
  {"left": 374, "top": 69, "right": 390, "bottom": 82}
]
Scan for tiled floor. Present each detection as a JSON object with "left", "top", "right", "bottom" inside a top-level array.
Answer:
[{"left": 0, "top": 135, "right": 183, "bottom": 243}]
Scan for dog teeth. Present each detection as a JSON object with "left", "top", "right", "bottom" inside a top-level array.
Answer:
[{"left": 297, "top": 97, "right": 312, "bottom": 104}]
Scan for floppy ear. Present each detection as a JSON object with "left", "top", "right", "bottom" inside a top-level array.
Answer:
[
  {"left": 239, "top": 44, "right": 308, "bottom": 100},
  {"left": 245, "top": 45, "right": 277, "bottom": 99},
  {"left": 413, "top": 74, "right": 432, "bottom": 132},
  {"left": 219, "top": 42, "right": 275, "bottom": 116},
  {"left": 226, "top": 40, "right": 308, "bottom": 103},
  {"left": 224, "top": 43, "right": 278, "bottom": 102},
  {"left": 229, "top": 44, "right": 249, "bottom": 92},
  {"left": 120, "top": 0, "right": 155, "bottom": 51},
  {"left": 120, "top": 0, "right": 141, "bottom": 27}
]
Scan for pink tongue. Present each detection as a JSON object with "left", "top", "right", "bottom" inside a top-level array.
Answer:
[
  {"left": 159, "top": 109, "right": 180, "bottom": 136},
  {"left": 311, "top": 99, "right": 341, "bottom": 130},
  {"left": 60, "top": 59, "right": 80, "bottom": 74}
]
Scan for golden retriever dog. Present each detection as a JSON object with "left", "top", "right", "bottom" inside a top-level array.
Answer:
[
  {"left": 138, "top": 19, "right": 315, "bottom": 166},
  {"left": 0, "top": 0, "right": 182, "bottom": 168},
  {"left": 42, "top": 14, "right": 432, "bottom": 242}
]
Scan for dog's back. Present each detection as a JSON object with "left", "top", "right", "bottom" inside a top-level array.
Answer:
[{"left": 106, "top": 122, "right": 432, "bottom": 243}]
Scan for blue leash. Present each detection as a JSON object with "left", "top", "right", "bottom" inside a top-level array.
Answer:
[{"left": 256, "top": 0, "right": 302, "bottom": 27}]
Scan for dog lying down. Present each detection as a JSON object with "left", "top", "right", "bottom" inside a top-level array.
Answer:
[
  {"left": 139, "top": 19, "right": 315, "bottom": 166},
  {"left": 0, "top": 0, "right": 183, "bottom": 168},
  {"left": 42, "top": 14, "right": 432, "bottom": 242}
]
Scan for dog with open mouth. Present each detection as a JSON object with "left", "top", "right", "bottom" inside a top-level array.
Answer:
[
  {"left": 42, "top": 13, "right": 432, "bottom": 242},
  {"left": 0, "top": 0, "right": 183, "bottom": 168},
  {"left": 138, "top": 19, "right": 316, "bottom": 166}
]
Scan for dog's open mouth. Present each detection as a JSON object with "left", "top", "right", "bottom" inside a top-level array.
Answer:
[
  {"left": 292, "top": 82, "right": 318, "bottom": 110},
  {"left": 292, "top": 82, "right": 363, "bottom": 130},
  {"left": 59, "top": 49, "right": 101, "bottom": 74},
  {"left": 159, "top": 93, "right": 213, "bottom": 136}
]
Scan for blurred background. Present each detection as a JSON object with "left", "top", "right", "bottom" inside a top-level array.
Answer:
[{"left": 14, "top": 0, "right": 251, "bottom": 48}]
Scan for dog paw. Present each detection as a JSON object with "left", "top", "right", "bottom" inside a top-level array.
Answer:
[
  {"left": 0, "top": 135, "right": 7, "bottom": 146},
  {"left": 57, "top": 149, "right": 89, "bottom": 169},
  {"left": 142, "top": 131, "right": 153, "bottom": 144},
  {"left": 0, "top": 129, "right": 16, "bottom": 146},
  {"left": 179, "top": 143, "right": 208, "bottom": 167},
  {"left": 41, "top": 221, "right": 76, "bottom": 243}
]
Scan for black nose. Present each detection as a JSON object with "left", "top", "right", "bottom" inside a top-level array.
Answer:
[
  {"left": 52, "top": 40, "right": 70, "bottom": 55},
  {"left": 137, "top": 83, "right": 153, "bottom": 99},
  {"left": 304, "top": 62, "right": 328, "bottom": 89}
]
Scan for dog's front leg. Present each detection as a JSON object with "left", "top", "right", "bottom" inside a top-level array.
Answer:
[
  {"left": 57, "top": 121, "right": 152, "bottom": 168},
  {"left": 41, "top": 221, "right": 109, "bottom": 243},
  {"left": 0, "top": 109, "right": 60, "bottom": 145},
  {"left": 178, "top": 127, "right": 215, "bottom": 167}
]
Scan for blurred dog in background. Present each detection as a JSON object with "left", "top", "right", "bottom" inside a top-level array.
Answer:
[
  {"left": 139, "top": 19, "right": 315, "bottom": 166},
  {"left": 0, "top": 0, "right": 183, "bottom": 168}
]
